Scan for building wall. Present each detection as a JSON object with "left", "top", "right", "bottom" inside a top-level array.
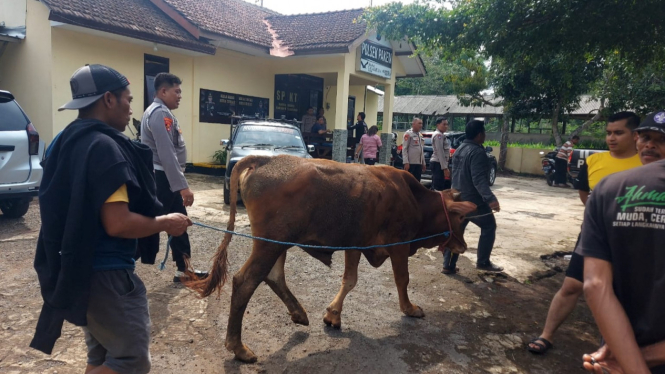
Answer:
[
  {"left": 191, "top": 49, "right": 275, "bottom": 163},
  {"left": 0, "top": 0, "right": 26, "bottom": 28},
  {"left": 49, "top": 28, "right": 277, "bottom": 163},
  {"left": 0, "top": 0, "right": 53, "bottom": 139}
]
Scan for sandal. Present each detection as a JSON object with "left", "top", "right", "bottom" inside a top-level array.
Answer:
[
  {"left": 442, "top": 267, "right": 459, "bottom": 275},
  {"left": 527, "top": 337, "right": 553, "bottom": 354}
]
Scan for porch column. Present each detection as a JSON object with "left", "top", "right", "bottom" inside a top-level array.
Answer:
[
  {"left": 378, "top": 83, "right": 394, "bottom": 165},
  {"left": 332, "top": 68, "right": 350, "bottom": 163}
]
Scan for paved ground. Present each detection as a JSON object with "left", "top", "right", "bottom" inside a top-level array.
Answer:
[{"left": 0, "top": 172, "right": 599, "bottom": 374}]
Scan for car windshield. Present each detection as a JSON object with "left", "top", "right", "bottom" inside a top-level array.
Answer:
[
  {"left": 234, "top": 125, "right": 304, "bottom": 148},
  {"left": 424, "top": 138, "right": 432, "bottom": 146},
  {"left": 0, "top": 100, "right": 29, "bottom": 131}
]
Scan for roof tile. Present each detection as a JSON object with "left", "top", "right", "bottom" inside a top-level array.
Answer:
[
  {"left": 161, "top": 0, "right": 279, "bottom": 48},
  {"left": 266, "top": 9, "right": 366, "bottom": 53},
  {"left": 41, "top": 0, "right": 215, "bottom": 54}
]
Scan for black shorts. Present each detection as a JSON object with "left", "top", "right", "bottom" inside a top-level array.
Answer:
[{"left": 564, "top": 234, "right": 584, "bottom": 282}]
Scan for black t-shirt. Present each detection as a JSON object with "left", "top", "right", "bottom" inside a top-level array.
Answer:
[{"left": 578, "top": 160, "right": 665, "bottom": 371}]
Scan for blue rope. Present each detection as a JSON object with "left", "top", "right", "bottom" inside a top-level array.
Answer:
[{"left": 158, "top": 221, "right": 451, "bottom": 271}]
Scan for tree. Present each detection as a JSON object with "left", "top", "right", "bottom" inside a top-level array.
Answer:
[
  {"left": 362, "top": 0, "right": 665, "bottom": 164},
  {"left": 395, "top": 55, "right": 455, "bottom": 95}
]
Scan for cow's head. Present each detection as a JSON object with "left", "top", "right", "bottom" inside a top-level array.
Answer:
[{"left": 440, "top": 189, "right": 477, "bottom": 254}]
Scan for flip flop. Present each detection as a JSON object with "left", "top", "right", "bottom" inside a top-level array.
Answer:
[{"left": 527, "top": 337, "right": 553, "bottom": 354}]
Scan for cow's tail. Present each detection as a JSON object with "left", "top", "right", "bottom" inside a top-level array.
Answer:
[{"left": 184, "top": 158, "right": 248, "bottom": 298}]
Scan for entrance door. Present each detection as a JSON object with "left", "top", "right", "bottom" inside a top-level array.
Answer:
[{"left": 144, "top": 54, "right": 170, "bottom": 110}]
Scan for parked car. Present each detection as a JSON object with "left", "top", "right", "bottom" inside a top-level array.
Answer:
[
  {"left": 391, "top": 131, "right": 497, "bottom": 186},
  {"left": 568, "top": 148, "right": 606, "bottom": 182},
  {"left": 220, "top": 120, "right": 314, "bottom": 204},
  {"left": 0, "top": 91, "right": 44, "bottom": 218}
]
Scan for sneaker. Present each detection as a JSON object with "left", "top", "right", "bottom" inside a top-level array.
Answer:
[
  {"left": 173, "top": 270, "right": 209, "bottom": 283},
  {"left": 476, "top": 262, "right": 503, "bottom": 272}
]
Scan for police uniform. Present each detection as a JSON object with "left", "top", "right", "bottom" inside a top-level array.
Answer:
[
  {"left": 402, "top": 129, "right": 425, "bottom": 181},
  {"left": 430, "top": 129, "right": 451, "bottom": 190}
]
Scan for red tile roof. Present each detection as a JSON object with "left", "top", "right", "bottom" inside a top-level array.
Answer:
[
  {"left": 161, "top": 0, "right": 279, "bottom": 48},
  {"left": 41, "top": 0, "right": 215, "bottom": 54},
  {"left": 266, "top": 9, "right": 367, "bottom": 54}
]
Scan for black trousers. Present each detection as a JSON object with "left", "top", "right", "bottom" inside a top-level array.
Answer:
[
  {"left": 364, "top": 158, "right": 377, "bottom": 165},
  {"left": 431, "top": 161, "right": 450, "bottom": 191},
  {"left": 139, "top": 170, "right": 191, "bottom": 271},
  {"left": 444, "top": 204, "right": 497, "bottom": 268},
  {"left": 407, "top": 164, "right": 423, "bottom": 182},
  {"left": 555, "top": 158, "right": 568, "bottom": 185}
]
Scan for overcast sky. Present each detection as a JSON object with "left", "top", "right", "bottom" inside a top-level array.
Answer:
[{"left": 250, "top": 0, "right": 416, "bottom": 15}]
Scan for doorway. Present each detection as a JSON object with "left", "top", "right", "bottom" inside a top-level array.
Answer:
[{"left": 144, "top": 54, "right": 170, "bottom": 110}]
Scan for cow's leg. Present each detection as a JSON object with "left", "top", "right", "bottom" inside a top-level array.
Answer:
[
  {"left": 225, "top": 244, "right": 283, "bottom": 363},
  {"left": 323, "top": 250, "right": 361, "bottom": 328},
  {"left": 264, "top": 251, "right": 309, "bottom": 326},
  {"left": 389, "top": 246, "right": 425, "bottom": 318}
]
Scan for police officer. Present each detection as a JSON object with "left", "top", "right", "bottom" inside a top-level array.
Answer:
[
  {"left": 430, "top": 117, "right": 451, "bottom": 190},
  {"left": 403, "top": 117, "right": 426, "bottom": 181}
]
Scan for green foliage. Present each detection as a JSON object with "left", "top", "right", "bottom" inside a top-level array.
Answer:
[
  {"left": 484, "top": 139, "right": 607, "bottom": 150},
  {"left": 362, "top": 0, "right": 665, "bottom": 132},
  {"left": 211, "top": 150, "right": 227, "bottom": 165}
]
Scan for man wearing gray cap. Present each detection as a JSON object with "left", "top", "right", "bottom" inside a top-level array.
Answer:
[
  {"left": 580, "top": 110, "right": 665, "bottom": 374},
  {"left": 31, "top": 64, "right": 191, "bottom": 374}
]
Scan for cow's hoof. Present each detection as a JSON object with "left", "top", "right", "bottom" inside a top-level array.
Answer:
[
  {"left": 233, "top": 344, "right": 258, "bottom": 363},
  {"left": 290, "top": 309, "right": 310, "bottom": 326},
  {"left": 404, "top": 305, "right": 425, "bottom": 318},
  {"left": 323, "top": 308, "right": 342, "bottom": 329}
]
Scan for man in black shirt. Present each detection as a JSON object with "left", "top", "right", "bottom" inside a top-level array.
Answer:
[
  {"left": 32, "top": 65, "right": 191, "bottom": 373},
  {"left": 445, "top": 120, "right": 502, "bottom": 273},
  {"left": 580, "top": 110, "right": 665, "bottom": 374}
]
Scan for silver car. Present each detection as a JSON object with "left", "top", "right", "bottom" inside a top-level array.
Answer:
[{"left": 0, "top": 91, "right": 44, "bottom": 218}]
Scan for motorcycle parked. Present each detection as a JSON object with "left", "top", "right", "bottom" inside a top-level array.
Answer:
[{"left": 540, "top": 149, "right": 558, "bottom": 186}]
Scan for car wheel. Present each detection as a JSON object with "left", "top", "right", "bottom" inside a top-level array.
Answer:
[
  {"left": 0, "top": 198, "right": 31, "bottom": 219},
  {"left": 223, "top": 184, "right": 230, "bottom": 205},
  {"left": 488, "top": 164, "right": 497, "bottom": 186}
]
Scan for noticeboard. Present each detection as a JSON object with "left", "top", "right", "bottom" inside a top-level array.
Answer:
[{"left": 199, "top": 89, "right": 269, "bottom": 124}]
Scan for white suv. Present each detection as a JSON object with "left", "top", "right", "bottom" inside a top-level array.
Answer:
[{"left": 0, "top": 91, "right": 44, "bottom": 218}]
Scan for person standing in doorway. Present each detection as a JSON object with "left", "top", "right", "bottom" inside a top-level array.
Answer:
[
  {"left": 301, "top": 107, "right": 317, "bottom": 134},
  {"left": 554, "top": 135, "right": 580, "bottom": 187},
  {"left": 430, "top": 117, "right": 451, "bottom": 191},
  {"left": 31, "top": 64, "right": 191, "bottom": 373},
  {"left": 356, "top": 125, "right": 383, "bottom": 165},
  {"left": 579, "top": 110, "right": 665, "bottom": 374},
  {"left": 444, "top": 120, "right": 502, "bottom": 274},
  {"left": 403, "top": 117, "right": 426, "bottom": 182},
  {"left": 528, "top": 112, "right": 643, "bottom": 354},
  {"left": 140, "top": 73, "right": 207, "bottom": 282},
  {"left": 317, "top": 107, "right": 327, "bottom": 127}
]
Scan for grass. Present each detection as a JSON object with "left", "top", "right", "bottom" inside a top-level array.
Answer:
[{"left": 484, "top": 139, "right": 608, "bottom": 150}]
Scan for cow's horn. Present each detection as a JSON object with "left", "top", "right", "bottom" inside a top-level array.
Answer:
[{"left": 452, "top": 192, "right": 461, "bottom": 201}]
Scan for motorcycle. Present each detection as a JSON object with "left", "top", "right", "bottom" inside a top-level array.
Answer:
[{"left": 540, "top": 149, "right": 559, "bottom": 186}]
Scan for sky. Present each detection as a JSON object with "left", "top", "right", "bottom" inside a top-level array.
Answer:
[{"left": 249, "top": 0, "right": 416, "bottom": 15}]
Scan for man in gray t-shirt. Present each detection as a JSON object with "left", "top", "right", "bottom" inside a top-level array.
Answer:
[
  {"left": 140, "top": 73, "right": 207, "bottom": 282},
  {"left": 579, "top": 111, "right": 665, "bottom": 374}
]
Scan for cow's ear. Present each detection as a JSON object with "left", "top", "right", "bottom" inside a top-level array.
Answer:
[{"left": 448, "top": 201, "right": 477, "bottom": 217}]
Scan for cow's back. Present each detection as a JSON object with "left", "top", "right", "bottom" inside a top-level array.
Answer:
[{"left": 237, "top": 155, "right": 424, "bottom": 249}]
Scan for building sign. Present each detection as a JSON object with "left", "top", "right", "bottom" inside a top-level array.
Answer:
[
  {"left": 358, "top": 40, "right": 393, "bottom": 79},
  {"left": 199, "top": 89, "right": 269, "bottom": 124},
  {"left": 274, "top": 74, "right": 323, "bottom": 121}
]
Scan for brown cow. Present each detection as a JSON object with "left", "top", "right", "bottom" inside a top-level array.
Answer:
[{"left": 185, "top": 155, "right": 476, "bottom": 363}]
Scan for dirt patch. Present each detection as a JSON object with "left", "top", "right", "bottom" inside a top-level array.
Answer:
[{"left": 0, "top": 174, "right": 598, "bottom": 373}]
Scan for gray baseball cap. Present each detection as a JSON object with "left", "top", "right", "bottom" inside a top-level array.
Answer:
[{"left": 58, "top": 64, "right": 130, "bottom": 111}]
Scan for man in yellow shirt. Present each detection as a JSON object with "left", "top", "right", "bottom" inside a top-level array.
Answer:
[{"left": 529, "top": 111, "right": 642, "bottom": 354}]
